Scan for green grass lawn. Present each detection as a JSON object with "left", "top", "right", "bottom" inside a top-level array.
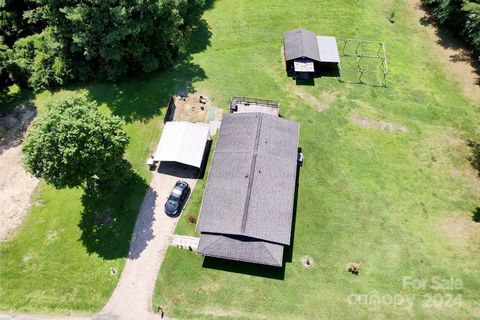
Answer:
[
  {"left": 0, "top": 0, "right": 479, "bottom": 317},
  {"left": 152, "top": 0, "right": 480, "bottom": 319}
]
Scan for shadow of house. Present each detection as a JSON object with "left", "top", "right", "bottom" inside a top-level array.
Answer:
[
  {"left": 283, "top": 148, "right": 302, "bottom": 264},
  {"left": 197, "top": 139, "right": 213, "bottom": 180},
  {"left": 202, "top": 256, "right": 286, "bottom": 280},
  {"left": 295, "top": 78, "right": 315, "bottom": 86}
]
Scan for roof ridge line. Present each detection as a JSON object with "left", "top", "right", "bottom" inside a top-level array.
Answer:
[
  {"left": 299, "top": 29, "right": 305, "bottom": 57},
  {"left": 240, "top": 113, "right": 263, "bottom": 233},
  {"left": 199, "top": 233, "right": 282, "bottom": 266},
  {"left": 199, "top": 234, "right": 223, "bottom": 253},
  {"left": 262, "top": 242, "right": 282, "bottom": 266}
]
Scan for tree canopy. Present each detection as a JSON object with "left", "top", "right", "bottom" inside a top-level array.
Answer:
[
  {"left": 22, "top": 95, "right": 129, "bottom": 189},
  {"left": 422, "top": 0, "right": 480, "bottom": 59},
  {"left": 1, "top": 0, "right": 207, "bottom": 92}
]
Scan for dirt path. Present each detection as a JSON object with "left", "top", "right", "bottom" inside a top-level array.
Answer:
[
  {"left": 0, "top": 146, "right": 39, "bottom": 241},
  {"left": 410, "top": 0, "right": 480, "bottom": 104},
  {"left": 98, "top": 163, "right": 199, "bottom": 320},
  {"left": 0, "top": 106, "right": 38, "bottom": 242}
]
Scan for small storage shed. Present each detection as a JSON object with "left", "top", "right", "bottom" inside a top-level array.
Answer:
[
  {"left": 283, "top": 28, "right": 340, "bottom": 78},
  {"left": 153, "top": 121, "right": 210, "bottom": 169}
]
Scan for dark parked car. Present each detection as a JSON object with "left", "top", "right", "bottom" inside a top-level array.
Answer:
[{"left": 165, "top": 180, "right": 190, "bottom": 216}]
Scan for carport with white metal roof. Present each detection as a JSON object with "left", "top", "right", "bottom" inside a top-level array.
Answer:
[{"left": 153, "top": 121, "right": 210, "bottom": 169}]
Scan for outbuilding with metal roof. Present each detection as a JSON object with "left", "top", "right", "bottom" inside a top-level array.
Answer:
[{"left": 283, "top": 28, "right": 340, "bottom": 79}]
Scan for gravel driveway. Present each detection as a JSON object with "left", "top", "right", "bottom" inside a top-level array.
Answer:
[
  {"left": 0, "top": 163, "right": 197, "bottom": 320},
  {"left": 99, "top": 163, "right": 199, "bottom": 320}
]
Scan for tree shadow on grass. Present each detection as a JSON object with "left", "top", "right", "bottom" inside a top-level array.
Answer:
[
  {"left": 473, "top": 207, "right": 480, "bottom": 223},
  {"left": 78, "top": 169, "right": 151, "bottom": 260},
  {"left": 85, "top": 59, "right": 207, "bottom": 123},
  {"left": 416, "top": 2, "right": 480, "bottom": 86},
  {"left": 84, "top": 17, "right": 212, "bottom": 123}
]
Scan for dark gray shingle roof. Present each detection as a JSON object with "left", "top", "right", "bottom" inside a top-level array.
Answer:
[
  {"left": 283, "top": 28, "right": 321, "bottom": 62},
  {"left": 196, "top": 113, "right": 299, "bottom": 247},
  {"left": 198, "top": 233, "right": 284, "bottom": 267}
]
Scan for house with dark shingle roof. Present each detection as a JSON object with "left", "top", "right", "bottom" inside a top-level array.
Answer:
[
  {"left": 284, "top": 28, "right": 340, "bottom": 79},
  {"left": 196, "top": 112, "right": 299, "bottom": 267}
]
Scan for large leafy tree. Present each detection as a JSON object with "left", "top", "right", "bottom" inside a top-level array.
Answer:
[
  {"left": 0, "top": 0, "right": 45, "bottom": 93},
  {"left": 422, "top": 0, "right": 480, "bottom": 59},
  {"left": 1, "top": 0, "right": 207, "bottom": 90},
  {"left": 12, "top": 28, "right": 71, "bottom": 91},
  {"left": 22, "top": 95, "right": 129, "bottom": 189},
  {"left": 42, "top": 0, "right": 206, "bottom": 81},
  {"left": 0, "top": 0, "right": 45, "bottom": 47}
]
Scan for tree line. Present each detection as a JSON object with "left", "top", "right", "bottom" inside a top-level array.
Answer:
[
  {"left": 421, "top": 0, "right": 480, "bottom": 59},
  {"left": 1, "top": 0, "right": 207, "bottom": 93}
]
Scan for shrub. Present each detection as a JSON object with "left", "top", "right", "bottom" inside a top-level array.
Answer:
[{"left": 187, "top": 214, "right": 197, "bottom": 224}]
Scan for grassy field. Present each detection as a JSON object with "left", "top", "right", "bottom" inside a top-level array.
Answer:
[
  {"left": 152, "top": 0, "right": 480, "bottom": 319},
  {"left": 0, "top": 0, "right": 479, "bottom": 317}
]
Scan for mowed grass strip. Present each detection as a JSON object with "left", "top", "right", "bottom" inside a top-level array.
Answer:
[{"left": 153, "top": 0, "right": 480, "bottom": 319}]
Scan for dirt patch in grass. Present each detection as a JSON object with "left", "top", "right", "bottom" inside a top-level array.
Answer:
[
  {"left": 199, "top": 307, "right": 253, "bottom": 319},
  {"left": 46, "top": 229, "right": 60, "bottom": 243},
  {"left": 173, "top": 93, "right": 210, "bottom": 122},
  {"left": 295, "top": 89, "right": 340, "bottom": 112},
  {"left": 422, "top": 128, "right": 480, "bottom": 190},
  {"left": 0, "top": 105, "right": 39, "bottom": 242},
  {"left": 409, "top": 0, "right": 480, "bottom": 104},
  {"left": 199, "top": 282, "right": 224, "bottom": 293},
  {"left": 440, "top": 215, "right": 480, "bottom": 249},
  {"left": 0, "top": 103, "right": 36, "bottom": 152},
  {"left": 351, "top": 114, "right": 407, "bottom": 132},
  {"left": 301, "top": 255, "right": 315, "bottom": 268}
]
